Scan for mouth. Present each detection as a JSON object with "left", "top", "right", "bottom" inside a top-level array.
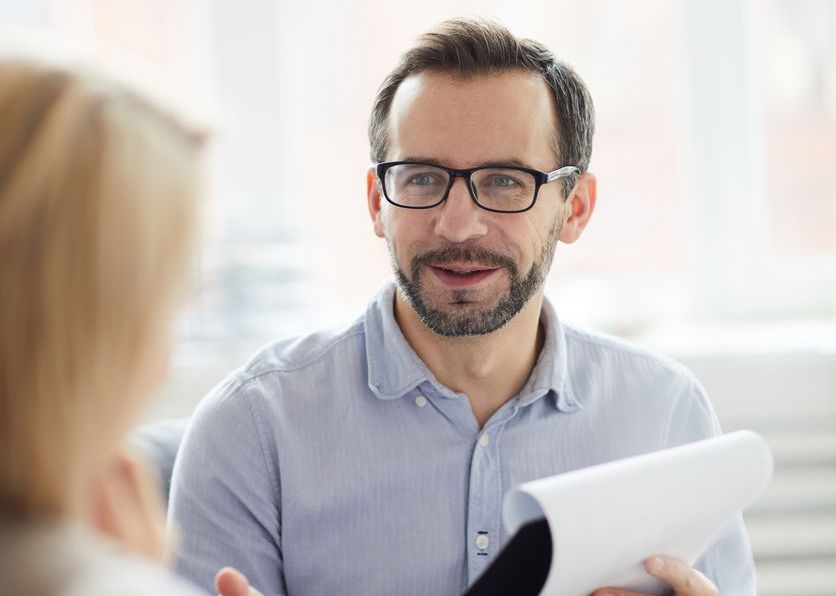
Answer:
[{"left": 427, "top": 263, "right": 501, "bottom": 288}]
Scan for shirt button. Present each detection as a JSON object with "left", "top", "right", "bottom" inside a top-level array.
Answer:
[
  {"left": 478, "top": 433, "right": 490, "bottom": 447},
  {"left": 475, "top": 533, "right": 490, "bottom": 550},
  {"left": 415, "top": 395, "right": 428, "bottom": 407}
]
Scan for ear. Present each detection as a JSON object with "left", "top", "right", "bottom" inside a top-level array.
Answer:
[
  {"left": 558, "top": 172, "right": 597, "bottom": 244},
  {"left": 367, "top": 167, "right": 385, "bottom": 238}
]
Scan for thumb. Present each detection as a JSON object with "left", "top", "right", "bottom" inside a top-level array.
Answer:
[{"left": 215, "top": 566, "right": 261, "bottom": 596}]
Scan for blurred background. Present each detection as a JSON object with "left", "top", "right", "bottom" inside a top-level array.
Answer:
[{"left": 3, "top": 1, "right": 835, "bottom": 594}]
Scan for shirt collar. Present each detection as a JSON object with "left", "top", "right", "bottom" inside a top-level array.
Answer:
[
  {"left": 364, "top": 281, "right": 434, "bottom": 400},
  {"left": 519, "top": 297, "right": 582, "bottom": 413},
  {"left": 364, "top": 279, "right": 581, "bottom": 413}
]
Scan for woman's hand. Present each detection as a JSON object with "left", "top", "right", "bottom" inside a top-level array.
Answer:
[{"left": 85, "top": 448, "right": 169, "bottom": 562}]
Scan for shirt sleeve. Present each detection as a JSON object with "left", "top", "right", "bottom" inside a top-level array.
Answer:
[
  {"left": 168, "top": 374, "right": 286, "bottom": 595},
  {"left": 670, "top": 372, "right": 757, "bottom": 596}
]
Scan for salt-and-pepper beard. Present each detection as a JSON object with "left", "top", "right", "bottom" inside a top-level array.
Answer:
[{"left": 389, "top": 218, "right": 562, "bottom": 337}]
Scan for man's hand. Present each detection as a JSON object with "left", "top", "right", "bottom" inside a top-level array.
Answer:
[
  {"left": 216, "top": 567, "right": 264, "bottom": 596},
  {"left": 592, "top": 555, "right": 718, "bottom": 596}
]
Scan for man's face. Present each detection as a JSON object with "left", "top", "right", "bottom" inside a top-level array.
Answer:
[{"left": 369, "top": 69, "right": 570, "bottom": 337}]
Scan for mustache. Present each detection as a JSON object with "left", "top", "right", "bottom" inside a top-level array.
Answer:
[{"left": 411, "top": 246, "right": 517, "bottom": 273}]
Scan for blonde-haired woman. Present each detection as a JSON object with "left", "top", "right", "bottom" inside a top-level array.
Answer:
[{"left": 0, "top": 51, "right": 256, "bottom": 595}]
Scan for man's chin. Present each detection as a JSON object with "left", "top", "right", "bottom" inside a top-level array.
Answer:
[
  {"left": 395, "top": 268, "right": 518, "bottom": 335},
  {"left": 419, "top": 293, "right": 501, "bottom": 315},
  {"left": 409, "top": 295, "right": 511, "bottom": 336},
  {"left": 420, "top": 310, "right": 511, "bottom": 337}
]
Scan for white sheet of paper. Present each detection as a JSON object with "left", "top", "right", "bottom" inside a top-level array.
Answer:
[{"left": 502, "top": 430, "right": 773, "bottom": 596}]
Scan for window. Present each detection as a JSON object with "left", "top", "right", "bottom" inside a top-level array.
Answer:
[{"left": 4, "top": 0, "right": 834, "bottom": 356}]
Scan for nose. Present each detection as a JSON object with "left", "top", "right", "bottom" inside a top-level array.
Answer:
[{"left": 433, "top": 176, "right": 489, "bottom": 243}]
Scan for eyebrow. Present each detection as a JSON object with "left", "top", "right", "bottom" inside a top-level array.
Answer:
[{"left": 400, "top": 156, "right": 535, "bottom": 169}]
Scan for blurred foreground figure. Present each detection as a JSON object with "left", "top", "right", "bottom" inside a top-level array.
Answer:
[{"left": 0, "top": 48, "right": 214, "bottom": 594}]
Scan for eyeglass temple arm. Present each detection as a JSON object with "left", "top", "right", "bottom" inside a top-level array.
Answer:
[{"left": 546, "top": 165, "right": 580, "bottom": 183}]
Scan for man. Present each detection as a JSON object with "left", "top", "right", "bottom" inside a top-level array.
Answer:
[{"left": 170, "top": 18, "right": 755, "bottom": 596}]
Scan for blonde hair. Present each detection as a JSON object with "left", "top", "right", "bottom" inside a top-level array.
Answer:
[{"left": 0, "top": 53, "right": 208, "bottom": 517}]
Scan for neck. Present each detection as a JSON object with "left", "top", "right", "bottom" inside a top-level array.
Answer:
[{"left": 394, "top": 289, "right": 545, "bottom": 427}]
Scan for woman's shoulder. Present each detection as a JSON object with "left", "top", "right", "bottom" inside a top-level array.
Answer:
[
  {"left": 0, "top": 518, "right": 205, "bottom": 596},
  {"left": 63, "top": 549, "right": 206, "bottom": 596}
]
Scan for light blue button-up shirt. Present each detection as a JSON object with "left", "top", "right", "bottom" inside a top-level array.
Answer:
[{"left": 169, "top": 280, "right": 756, "bottom": 596}]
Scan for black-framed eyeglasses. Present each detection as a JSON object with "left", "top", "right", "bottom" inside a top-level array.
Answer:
[{"left": 376, "top": 161, "right": 580, "bottom": 214}]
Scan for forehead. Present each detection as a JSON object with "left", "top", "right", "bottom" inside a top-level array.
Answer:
[{"left": 387, "top": 69, "right": 558, "bottom": 169}]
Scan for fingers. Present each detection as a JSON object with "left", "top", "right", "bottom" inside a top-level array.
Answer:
[
  {"left": 216, "top": 567, "right": 264, "bottom": 596},
  {"left": 216, "top": 567, "right": 248, "bottom": 596},
  {"left": 591, "top": 555, "right": 717, "bottom": 596},
  {"left": 644, "top": 555, "right": 717, "bottom": 596},
  {"left": 591, "top": 588, "right": 648, "bottom": 596}
]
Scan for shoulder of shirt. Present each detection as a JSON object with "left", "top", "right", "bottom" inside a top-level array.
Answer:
[
  {"left": 561, "top": 322, "right": 696, "bottom": 382},
  {"left": 227, "top": 315, "right": 367, "bottom": 387}
]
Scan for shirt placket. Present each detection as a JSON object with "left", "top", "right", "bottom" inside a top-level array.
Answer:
[{"left": 465, "top": 407, "right": 517, "bottom": 584}]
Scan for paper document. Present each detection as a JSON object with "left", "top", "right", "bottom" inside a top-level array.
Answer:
[{"left": 465, "top": 430, "right": 773, "bottom": 596}]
